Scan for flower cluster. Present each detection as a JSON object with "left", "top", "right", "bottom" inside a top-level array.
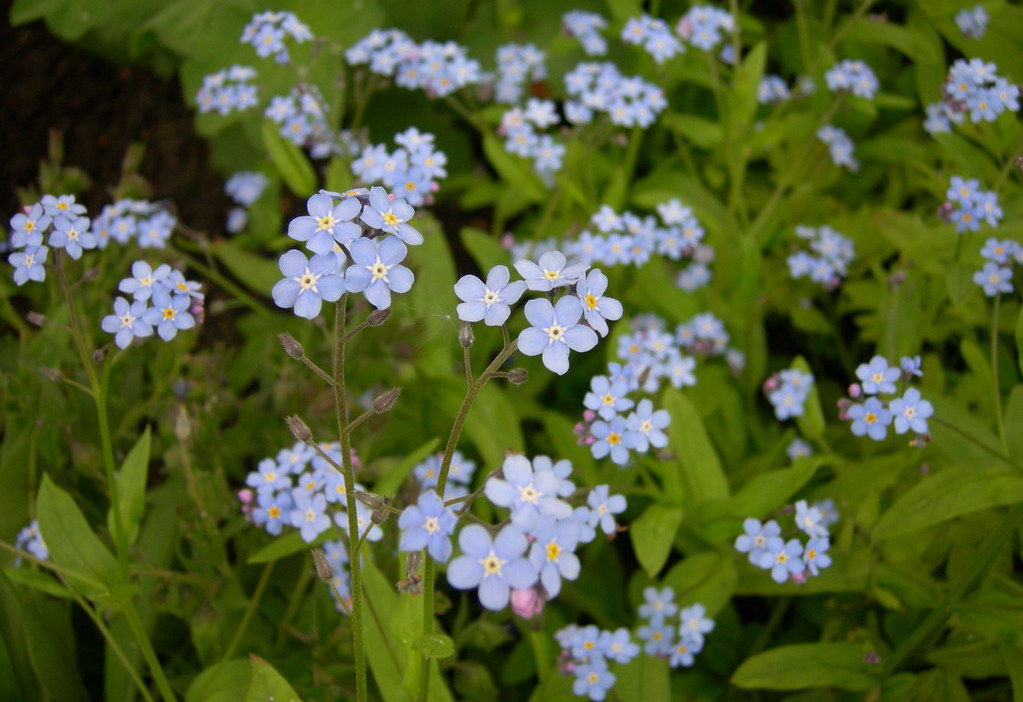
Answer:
[
  {"left": 265, "top": 85, "right": 355, "bottom": 159},
  {"left": 93, "top": 198, "right": 176, "bottom": 249},
  {"left": 14, "top": 520, "right": 48, "bottom": 564},
  {"left": 758, "top": 74, "right": 791, "bottom": 104},
  {"left": 275, "top": 186, "right": 420, "bottom": 317},
  {"left": 621, "top": 14, "right": 684, "bottom": 64},
  {"left": 956, "top": 5, "right": 988, "bottom": 39},
  {"left": 105, "top": 261, "right": 204, "bottom": 346},
  {"left": 735, "top": 500, "right": 837, "bottom": 583},
  {"left": 942, "top": 59, "right": 1019, "bottom": 124},
  {"left": 840, "top": 356, "right": 933, "bottom": 441},
  {"left": 786, "top": 224, "right": 855, "bottom": 289},
  {"left": 347, "top": 30, "right": 483, "bottom": 99},
  {"left": 499, "top": 100, "right": 566, "bottom": 181},
  {"left": 240, "top": 439, "right": 376, "bottom": 544},
  {"left": 825, "top": 59, "right": 879, "bottom": 100},
  {"left": 563, "top": 10, "right": 608, "bottom": 56},
  {"left": 195, "top": 66, "right": 258, "bottom": 116},
  {"left": 763, "top": 367, "right": 815, "bottom": 421},
  {"left": 351, "top": 128, "right": 447, "bottom": 206},
  {"left": 940, "top": 175, "right": 1002, "bottom": 233},
  {"left": 923, "top": 100, "right": 965, "bottom": 135},
  {"left": 494, "top": 43, "right": 546, "bottom": 104},
  {"left": 555, "top": 625, "right": 635, "bottom": 700},
  {"left": 318, "top": 539, "right": 353, "bottom": 612},
  {"left": 817, "top": 124, "right": 858, "bottom": 171},
  {"left": 564, "top": 62, "right": 666, "bottom": 128},
  {"left": 240, "top": 10, "right": 312, "bottom": 64},
  {"left": 443, "top": 454, "right": 627, "bottom": 611},
  {"left": 676, "top": 5, "right": 735, "bottom": 51},
  {"left": 974, "top": 238, "right": 1022, "bottom": 297},
  {"left": 225, "top": 171, "right": 269, "bottom": 233},
  {"left": 787, "top": 438, "right": 813, "bottom": 461},
  {"left": 412, "top": 450, "right": 477, "bottom": 501}
]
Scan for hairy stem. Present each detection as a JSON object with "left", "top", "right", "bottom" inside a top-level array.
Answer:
[{"left": 991, "top": 294, "right": 1007, "bottom": 455}]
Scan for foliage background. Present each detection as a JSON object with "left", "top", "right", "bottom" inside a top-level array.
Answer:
[{"left": 2, "top": 0, "right": 1023, "bottom": 700}]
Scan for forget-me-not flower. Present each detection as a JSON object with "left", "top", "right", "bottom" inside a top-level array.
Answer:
[
  {"left": 575, "top": 268, "right": 623, "bottom": 337},
  {"left": 101, "top": 297, "right": 153, "bottom": 349},
  {"left": 272, "top": 250, "right": 346, "bottom": 319},
  {"left": 517, "top": 297, "right": 598, "bottom": 375},
  {"left": 398, "top": 490, "right": 457, "bottom": 563},
  {"left": 598, "top": 628, "right": 640, "bottom": 664},
  {"left": 794, "top": 500, "right": 828, "bottom": 538},
  {"left": 679, "top": 604, "right": 715, "bottom": 646},
  {"left": 855, "top": 356, "right": 900, "bottom": 394},
  {"left": 143, "top": 291, "right": 196, "bottom": 341},
  {"left": 253, "top": 490, "right": 293, "bottom": 535},
  {"left": 974, "top": 262, "right": 1013, "bottom": 297},
  {"left": 572, "top": 657, "right": 616, "bottom": 701},
  {"left": 344, "top": 236, "right": 414, "bottom": 310},
  {"left": 514, "top": 250, "right": 587, "bottom": 291},
  {"left": 583, "top": 375, "right": 634, "bottom": 420},
  {"left": 454, "top": 264, "right": 526, "bottom": 326},
  {"left": 528, "top": 514, "right": 581, "bottom": 597},
  {"left": 638, "top": 586, "right": 678, "bottom": 623},
  {"left": 447, "top": 524, "right": 538, "bottom": 610},
  {"left": 758, "top": 537, "right": 805, "bottom": 583},
  {"left": 586, "top": 485, "right": 626, "bottom": 535},
  {"left": 9, "top": 245, "right": 48, "bottom": 286},
  {"left": 734, "top": 518, "right": 781, "bottom": 565},
  {"left": 803, "top": 537, "right": 832, "bottom": 576},
  {"left": 119, "top": 261, "right": 171, "bottom": 301},
  {"left": 49, "top": 215, "right": 95, "bottom": 259},
  {"left": 484, "top": 454, "right": 572, "bottom": 530},
  {"left": 287, "top": 193, "right": 362, "bottom": 255},
  {"left": 848, "top": 397, "right": 892, "bottom": 440},
  {"left": 625, "top": 399, "right": 670, "bottom": 452},
  {"left": 590, "top": 415, "right": 633, "bottom": 465},
  {"left": 888, "top": 388, "right": 933, "bottom": 435},
  {"left": 290, "top": 492, "right": 331, "bottom": 542},
  {"left": 359, "top": 186, "right": 422, "bottom": 245}
]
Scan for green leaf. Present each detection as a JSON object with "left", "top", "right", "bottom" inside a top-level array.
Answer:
[
  {"left": 185, "top": 660, "right": 252, "bottom": 702},
  {"left": 460, "top": 227, "right": 509, "bottom": 273},
  {"left": 1006, "top": 386, "right": 1023, "bottom": 463},
  {"left": 108, "top": 426, "right": 150, "bottom": 548},
  {"left": 248, "top": 530, "right": 328, "bottom": 564},
  {"left": 662, "top": 388, "right": 729, "bottom": 502},
  {"left": 482, "top": 135, "right": 545, "bottom": 203},
  {"left": 36, "top": 474, "right": 120, "bottom": 599},
  {"left": 463, "top": 383, "right": 524, "bottom": 469},
  {"left": 730, "top": 42, "right": 767, "bottom": 133},
  {"left": 663, "top": 551, "right": 737, "bottom": 616},
  {"left": 1016, "top": 305, "right": 1023, "bottom": 374},
  {"left": 247, "top": 655, "right": 302, "bottom": 702},
  {"left": 213, "top": 240, "right": 280, "bottom": 296},
  {"left": 845, "top": 18, "right": 942, "bottom": 64},
  {"left": 373, "top": 438, "right": 441, "bottom": 496},
  {"left": 261, "top": 120, "right": 316, "bottom": 197},
  {"left": 412, "top": 634, "right": 455, "bottom": 659},
  {"left": 791, "top": 357, "right": 825, "bottom": 439},
  {"left": 614, "top": 654, "right": 670, "bottom": 702},
  {"left": 700, "top": 456, "right": 823, "bottom": 526},
  {"left": 21, "top": 593, "right": 90, "bottom": 702},
  {"left": 3, "top": 568, "right": 71, "bottom": 599},
  {"left": 662, "top": 113, "right": 722, "bottom": 149},
  {"left": 630, "top": 505, "right": 684, "bottom": 577},
  {"left": 874, "top": 465, "right": 1023, "bottom": 540},
  {"left": 731, "top": 642, "right": 877, "bottom": 691}
]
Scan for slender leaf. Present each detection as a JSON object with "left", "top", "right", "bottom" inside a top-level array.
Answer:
[
  {"left": 261, "top": 120, "right": 316, "bottom": 197},
  {"left": 732, "top": 642, "right": 877, "bottom": 691},
  {"left": 631, "top": 504, "right": 684, "bottom": 577},
  {"left": 108, "top": 426, "right": 150, "bottom": 547}
]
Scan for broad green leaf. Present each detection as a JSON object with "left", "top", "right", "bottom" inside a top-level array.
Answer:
[
  {"left": 463, "top": 384, "right": 524, "bottom": 469},
  {"left": 185, "top": 660, "right": 252, "bottom": 702},
  {"left": 108, "top": 426, "right": 150, "bottom": 548},
  {"left": 247, "top": 655, "right": 302, "bottom": 702},
  {"left": 21, "top": 593, "right": 90, "bottom": 702},
  {"left": 732, "top": 642, "right": 877, "bottom": 691},
  {"left": 663, "top": 551, "right": 737, "bottom": 616},
  {"left": 901, "top": 667, "right": 970, "bottom": 702},
  {"left": 3, "top": 568, "right": 71, "bottom": 599},
  {"left": 373, "top": 438, "right": 441, "bottom": 496},
  {"left": 36, "top": 474, "right": 120, "bottom": 599},
  {"left": 792, "top": 357, "right": 825, "bottom": 439},
  {"left": 261, "top": 120, "right": 316, "bottom": 197},
  {"left": 699, "top": 456, "right": 823, "bottom": 527},
  {"left": 213, "top": 240, "right": 280, "bottom": 296},
  {"left": 460, "top": 227, "right": 509, "bottom": 273},
  {"left": 248, "top": 530, "right": 329, "bottom": 564},
  {"left": 631, "top": 505, "right": 684, "bottom": 577},
  {"left": 412, "top": 634, "right": 455, "bottom": 659},
  {"left": 999, "top": 645, "right": 1023, "bottom": 702},
  {"left": 874, "top": 465, "right": 1023, "bottom": 540},
  {"left": 481, "top": 135, "right": 545, "bottom": 203},
  {"left": 663, "top": 113, "right": 722, "bottom": 149},
  {"left": 662, "top": 388, "right": 729, "bottom": 501},
  {"left": 730, "top": 42, "right": 767, "bottom": 134},
  {"left": 614, "top": 654, "right": 670, "bottom": 702},
  {"left": 845, "top": 19, "right": 942, "bottom": 64}
]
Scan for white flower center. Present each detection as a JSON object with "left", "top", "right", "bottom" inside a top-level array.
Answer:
[
  {"left": 424, "top": 516, "right": 440, "bottom": 534},
  {"left": 482, "top": 289, "right": 498, "bottom": 305},
  {"left": 481, "top": 551, "right": 504, "bottom": 576},
  {"left": 120, "top": 314, "right": 134, "bottom": 328},
  {"left": 316, "top": 214, "right": 337, "bottom": 232},
  {"left": 518, "top": 483, "right": 541, "bottom": 503},
  {"left": 544, "top": 323, "right": 565, "bottom": 343},
  {"left": 369, "top": 259, "right": 391, "bottom": 282},
  {"left": 296, "top": 268, "right": 320, "bottom": 292},
  {"left": 639, "top": 419, "right": 653, "bottom": 434}
]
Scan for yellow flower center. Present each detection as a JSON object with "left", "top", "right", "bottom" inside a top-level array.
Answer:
[
  {"left": 806, "top": 548, "right": 816, "bottom": 560},
  {"left": 601, "top": 394, "right": 615, "bottom": 406},
  {"left": 370, "top": 262, "right": 389, "bottom": 281},
  {"left": 584, "top": 293, "right": 599, "bottom": 309},
  {"left": 317, "top": 214, "right": 337, "bottom": 231},
  {"left": 544, "top": 323, "right": 565, "bottom": 342},
  {"left": 56, "top": 202, "right": 68, "bottom": 210},
  {"left": 542, "top": 269, "right": 560, "bottom": 280},
  {"left": 268, "top": 506, "right": 281, "bottom": 519},
  {"left": 607, "top": 432, "right": 621, "bottom": 446},
  {"left": 176, "top": 282, "right": 188, "bottom": 292},
  {"left": 67, "top": 227, "right": 79, "bottom": 240},
  {"left": 120, "top": 314, "right": 133, "bottom": 327},
  {"left": 264, "top": 471, "right": 277, "bottom": 482},
  {"left": 545, "top": 541, "right": 560, "bottom": 561},
  {"left": 162, "top": 307, "right": 176, "bottom": 320},
  {"left": 776, "top": 552, "right": 789, "bottom": 564},
  {"left": 518, "top": 484, "right": 540, "bottom": 503},
  {"left": 298, "top": 272, "right": 317, "bottom": 291},
  {"left": 24, "top": 220, "right": 35, "bottom": 232},
  {"left": 639, "top": 419, "right": 653, "bottom": 434},
  {"left": 587, "top": 672, "right": 599, "bottom": 684},
  {"left": 382, "top": 211, "right": 399, "bottom": 227},
  {"left": 864, "top": 412, "right": 877, "bottom": 425}
]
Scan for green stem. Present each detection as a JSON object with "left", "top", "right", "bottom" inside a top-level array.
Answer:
[
  {"left": 123, "top": 603, "right": 178, "bottom": 702},
  {"left": 221, "top": 561, "right": 275, "bottom": 662},
  {"left": 930, "top": 417, "right": 1019, "bottom": 471},
  {"left": 991, "top": 294, "right": 1007, "bottom": 455},
  {"left": 333, "top": 297, "right": 368, "bottom": 701},
  {"left": 417, "top": 340, "right": 519, "bottom": 702}
]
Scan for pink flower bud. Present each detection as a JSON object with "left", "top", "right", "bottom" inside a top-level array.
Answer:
[
  {"left": 510, "top": 587, "right": 544, "bottom": 618},
  {"left": 584, "top": 435, "right": 595, "bottom": 445},
  {"left": 848, "top": 383, "right": 862, "bottom": 398},
  {"left": 790, "top": 572, "right": 807, "bottom": 585},
  {"left": 582, "top": 409, "right": 596, "bottom": 422},
  {"left": 238, "top": 488, "right": 254, "bottom": 504},
  {"left": 762, "top": 375, "right": 779, "bottom": 392},
  {"left": 501, "top": 233, "right": 515, "bottom": 249}
]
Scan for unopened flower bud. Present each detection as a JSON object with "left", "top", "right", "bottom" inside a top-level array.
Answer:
[
  {"left": 762, "top": 375, "right": 779, "bottom": 392},
  {"left": 507, "top": 368, "right": 528, "bottom": 385},
  {"left": 278, "top": 333, "right": 304, "bottom": 359},
  {"left": 405, "top": 550, "right": 422, "bottom": 577},
  {"left": 848, "top": 383, "right": 862, "bottom": 399},
  {"left": 510, "top": 587, "right": 545, "bottom": 618},
  {"left": 354, "top": 489, "right": 386, "bottom": 510},
  {"left": 39, "top": 367, "right": 62, "bottom": 382},
  {"left": 92, "top": 347, "right": 106, "bottom": 364},
  {"left": 285, "top": 415, "right": 312, "bottom": 442},
  {"left": 26, "top": 311, "right": 47, "bottom": 327},
  {"left": 311, "top": 548, "right": 334, "bottom": 582},
  {"left": 373, "top": 387, "right": 401, "bottom": 413},
  {"left": 174, "top": 405, "right": 191, "bottom": 442},
  {"left": 371, "top": 506, "right": 390, "bottom": 525},
  {"left": 458, "top": 321, "right": 474, "bottom": 348},
  {"left": 368, "top": 308, "right": 390, "bottom": 326}
]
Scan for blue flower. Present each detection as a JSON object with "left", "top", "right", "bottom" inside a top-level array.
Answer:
[
  {"left": 517, "top": 297, "right": 598, "bottom": 375},
  {"left": 638, "top": 586, "right": 677, "bottom": 623},
  {"left": 527, "top": 515, "right": 581, "bottom": 597},
  {"left": 757, "top": 537, "right": 805, "bottom": 583},
  {"left": 598, "top": 628, "right": 639, "bottom": 664},
  {"left": 41, "top": 194, "right": 86, "bottom": 217},
  {"left": 583, "top": 375, "right": 634, "bottom": 420},
  {"left": 768, "top": 385, "right": 807, "bottom": 420},
  {"left": 531, "top": 455, "right": 575, "bottom": 497},
  {"left": 513, "top": 250, "right": 587, "bottom": 291},
  {"left": 290, "top": 492, "right": 331, "bottom": 542},
  {"left": 586, "top": 485, "right": 626, "bottom": 535},
  {"left": 794, "top": 500, "right": 828, "bottom": 538},
  {"left": 398, "top": 490, "right": 457, "bottom": 563},
  {"left": 855, "top": 355, "right": 899, "bottom": 394},
  {"left": 101, "top": 297, "right": 153, "bottom": 349},
  {"left": 272, "top": 249, "right": 347, "bottom": 319},
  {"left": 454, "top": 265, "right": 526, "bottom": 326},
  {"left": 14, "top": 520, "right": 48, "bottom": 562},
  {"left": 679, "top": 604, "right": 715, "bottom": 646},
  {"left": 625, "top": 399, "right": 670, "bottom": 452},
  {"left": 484, "top": 454, "right": 572, "bottom": 531},
  {"left": 446, "top": 524, "right": 538, "bottom": 610},
  {"left": 669, "top": 636, "right": 704, "bottom": 668},
  {"left": 575, "top": 268, "right": 622, "bottom": 337},
  {"left": 848, "top": 397, "right": 892, "bottom": 440},
  {"left": 787, "top": 438, "right": 813, "bottom": 460},
  {"left": 344, "top": 236, "right": 414, "bottom": 310},
  {"left": 246, "top": 457, "right": 292, "bottom": 495},
  {"left": 9, "top": 204, "right": 49, "bottom": 248},
  {"left": 636, "top": 621, "right": 673, "bottom": 655},
  {"left": 253, "top": 490, "right": 293, "bottom": 535},
  {"left": 9, "top": 245, "right": 47, "bottom": 286},
  {"left": 336, "top": 500, "right": 384, "bottom": 543},
  {"left": 142, "top": 291, "right": 196, "bottom": 341},
  {"left": 287, "top": 193, "right": 362, "bottom": 255},
  {"left": 567, "top": 624, "right": 602, "bottom": 658},
  {"left": 974, "top": 262, "right": 1013, "bottom": 297},
  {"left": 980, "top": 238, "right": 1016, "bottom": 263},
  {"left": 590, "top": 415, "right": 633, "bottom": 465},
  {"left": 803, "top": 537, "right": 832, "bottom": 576},
  {"left": 225, "top": 171, "right": 269, "bottom": 207},
  {"left": 572, "top": 506, "right": 597, "bottom": 544},
  {"left": 119, "top": 261, "right": 171, "bottom": 301},
  {"left": 572, "top": 657, "right": 616, "bottom": 701},
  {"left": 359, "top": 187, "right": 422, "bottom": 245},
  {"left": 734, "top": 518, "right": 781, "bottom": 565},
  {"left": 446, "top": 451, "right": 477, "bottom": 486},
  {"left": 889, "top": 388, "right": 933, "bottom": 435},
  {"left": 49, "top": 215, "right": 95, "bottom": 260},
  {"left": 900, "top": 355, "right": 923, "bottom": 378}
]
